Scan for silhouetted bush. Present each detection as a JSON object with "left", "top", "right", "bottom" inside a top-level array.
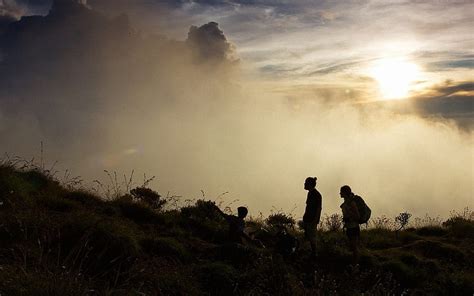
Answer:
[
  {"left": 23, "top": 169, "right": 58, "bottom": 191},
  {"left": 59, "top": 213, "right": 141, "bottom": 275},
  {"left": 196, "top": 262, "right": 237, "bottom": 295},
  {"left": 215, "top": 243, "right": 263, "bottom": 267},
  {"left": 415, "top": 226, "right": 447, "bottom": 237},
  {"left": 65, "top": 190, "right": 103, "bottom": 207},
  {"left": 113, "top": 195, "right": 164, "bottom": 224},
  {"left": 265, "top": 212, "right": 295, "bottom": 228},
  {"left": 446, "top": 270, "right": 474, "bottom": 296},
  {"left": 0, "top": 266, "right": 88, "bottom": 296},
  {"left": 397, "top": 231, "right": 420, "bottom": 243},
  {"left": 382, "top": 260, "right": 417, "bottom": 287},
  {"left": 179, "top": 200, "right": 227, "bottom": 241},
  {"left": 364, "top": 229, "right": 400, "bottom": 249},
  {"left": 141, "top": 237, "right": 190, "bottom": 261},
  {"left": 323, "top": 213, "right": 343, "bottom": 231},
  {"left": 130, "top": 186, "right": 166, "bottom": 210},
  {"left": 443, "top": 216, "right": 474, "bottom": 238},
  {"left": 395, "top": 212, "right": 411, "bottom": 233},
  {"left": 1, "top": 165, "right": 472, "bottom": 295},
  {"left": 180, "top": 199, "right": 221, "bottom": 221},
  {"left": 39, "top": 194, "right": 78, "bottom": 212},
  {"left": 411, "top": 240, "right": 466, "bottom": 262}
]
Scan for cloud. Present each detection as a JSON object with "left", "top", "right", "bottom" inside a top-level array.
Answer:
[
  {"left": 367, "top": 81, "right": 474, "bottom": 130},
  {"left": 428, "top": 59, "right": 474, "bottom": 71},
  {"left": 1, "top": 0, "right": 52, "bottom": 16},
  {"left": 0, "top": 14, "right": 16, "bottom": 34},
  {"left": 0, "top": 0, "right": 237, "bottom": 148},
  {"left": 186, "top": 21, "right": 235, "bottom": 62},
  {"left": 0, "top": 0, "right": 23, "bottom": 31},
  {"left": 0, "top": 0, "right": 472, "bottom": 219}
]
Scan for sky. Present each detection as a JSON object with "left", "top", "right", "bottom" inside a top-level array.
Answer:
[{"left": 0, "top": 0, "right": 473, "bottom": 219}]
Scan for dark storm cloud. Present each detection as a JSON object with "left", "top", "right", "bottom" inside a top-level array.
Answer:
[
  {"left": 1, "top": 0, "right": 22, "bottom": 20},
  {"left": 2, "top": 0, "right": 52, "bottom": 15},
  {"left": 428, "top": 59, "right": 474, "bottom": 71},
  {"left": 0, "top": 0, "right": 236, "bottom": 147},
  {"left": 186, "top": 21, "right": 235, "bottom": 62},
  {"left": 375, "top": 82, "right": 474, "bottom": 130},
  {"left": 414, "top": 83, "right": 474, "bottom": 130},
  {"left": 0, "top": 14, "right": 16, "bottom": 34}
]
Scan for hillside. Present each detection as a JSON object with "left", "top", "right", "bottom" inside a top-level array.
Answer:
[{"left": 0, "top": 164, "right": 473, "bottom": 295}]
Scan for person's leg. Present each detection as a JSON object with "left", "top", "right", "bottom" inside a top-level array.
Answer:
[
  {"left": 305, "top": 222, "right": 317, "bottom": 260},
  {"left": 349, "top": 227, "right": 360, "bottom": 265},
  {"left": 347, "top": 228, "right": 359, "bottom": 265}
]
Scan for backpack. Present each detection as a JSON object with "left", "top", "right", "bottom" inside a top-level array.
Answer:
[{"left": 353, "top": 195, "right": 371, "bottom": 224}]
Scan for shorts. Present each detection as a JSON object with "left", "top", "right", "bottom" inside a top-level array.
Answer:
[
  {"left": 304, "top": 221, "right": 317, "bottom": 242},
  {"left": 346, "top": 226, "right": 360, "bottom": 239}
]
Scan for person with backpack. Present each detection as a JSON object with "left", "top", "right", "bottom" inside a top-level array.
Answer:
[
  {"left": 303, "top": 177, "right": 322, "bottom": 260},
  {"left": 340, "top": 185, "right": 370, "bottom": 265}
]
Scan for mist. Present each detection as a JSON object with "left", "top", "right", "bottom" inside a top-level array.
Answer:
[{"left": 0, "top": 1, "right": 472, "bottom": 220}]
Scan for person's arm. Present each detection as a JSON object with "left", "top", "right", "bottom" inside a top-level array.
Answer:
[
  {"left": 315, "top": 192, "right": 322, "bottom": 223},
  {"left": 213, "top": 204, "right": 232, "bottom": 223}
]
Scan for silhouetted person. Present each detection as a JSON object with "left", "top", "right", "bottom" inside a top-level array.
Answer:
[
  {"left": 215, "top": 206, "right": 257, "bottom": 245},
  {"left": 340, "top": 185, "right": 360, "bottom": 265},
  {"left": 303, "top": 177, "right": 322, "bottom": 260}
]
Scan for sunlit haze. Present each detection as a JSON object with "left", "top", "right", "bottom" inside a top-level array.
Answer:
[
  {"left": 0, "top": 0, "right": 472, "bottom": 220},
  {"left": 369, "top": 58, "right": 421, "bottom": 100}
]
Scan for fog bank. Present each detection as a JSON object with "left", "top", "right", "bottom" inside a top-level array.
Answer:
[{"left": 0, "top": 1, "right": 472, "bottom": 219}]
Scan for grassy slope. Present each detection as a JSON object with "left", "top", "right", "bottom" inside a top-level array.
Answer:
[{"left": 0, "top": 165, "right": 472, "bottom": 295}]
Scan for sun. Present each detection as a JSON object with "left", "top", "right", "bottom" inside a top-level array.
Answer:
[{"left": 370, "top": 58, "right": 421, "bottom": 100}]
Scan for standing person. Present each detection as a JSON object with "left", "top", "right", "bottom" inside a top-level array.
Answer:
[
  {"left": 303, "top": 177, "right": 322, "bottom": 260},
  {"left": 340, "top": 185, "right": 361, "bottom": 265}
]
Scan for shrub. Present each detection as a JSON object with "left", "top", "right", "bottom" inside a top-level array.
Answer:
[
  {"left": 130, "top": 186, "right": 166, "bottom": 210},
  {"left": 59, "top": 213, "right": 141, "bottom": 275},
  {"left": 141, "top": 237, "right": 190, "bottom": 261},
  {"left": 395, "top": 212, "right": 411, "bottom": 232},
  {"left": 382, "top": 259, "right": 417, "bottom": 287},
  {"left": 446, "top": 271, "right": 474, "bottom": 296},
  {"left": 443, "top": 216, "right": 474, "bottom": 238},
  {"left": 397, "top": 231, "right": 420, "bottom": 243},
  {"left": 318, "top": 231, "right": 350, "bottom": 265},
  {"left": 196, "top": 262, "right": 238, "bottom": 295},
  {"left": 365, "top": 229, "right": 400, "bottom": 249},
  {"left": 0, "top": 169, "right": 36, "bottom": 201},
  {"left": 415, "top": 226, "right": 447, "bottom": 237},
  {"left": 153, "top": 271, "right": 199, "bottom": 296},
  {"left": 323, "top": 213, "right": 343, "bottom": 232},
  {"left": 265, "top": 212, "right": 296, "bottom": 228},
  {"left": 0, "top": 265, "right": 89, "bottom": 296},
  {"left": 113, "top": 196, "right": 164, "bottom": 224},
  {"left": 39, "top": 195, "right": 78, "bottom": 212},
  {"left": 215, "top": 243, "right": 262, "bottom": 266},
  {"left": 370, "top": 215, "right": 394, "bottom": 230},
  {"left": 411, "top": 240, "right": 466, "bottom": 262},
  {"left": 180, "top": 199, "right": 221, "bottom": 221},
  {"left": 23, "top": 169, "right": 57, "bottom": 191},
  {"left": 65, "top": 190, "right": 103, "bottom": 207}
]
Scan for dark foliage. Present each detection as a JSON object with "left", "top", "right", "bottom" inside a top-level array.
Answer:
[
  {"left": 0, "top": 165, "right": 473, "bottom": 295},
  {"left": 130, "top": 186, "right": 166, "bottom": 210}
]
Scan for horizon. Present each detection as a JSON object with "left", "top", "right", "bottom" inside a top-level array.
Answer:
[{"left": 0, "top": 0, "right": 472, "bottom": 219}]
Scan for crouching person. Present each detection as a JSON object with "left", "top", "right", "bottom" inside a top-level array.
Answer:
[{"left": 215, "top": 205, "right": 264, "bottom": 247}]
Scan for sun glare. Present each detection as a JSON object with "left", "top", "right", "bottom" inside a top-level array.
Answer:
[{"left": 370, "top": 58, "right": 421, "bottom": 100}]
